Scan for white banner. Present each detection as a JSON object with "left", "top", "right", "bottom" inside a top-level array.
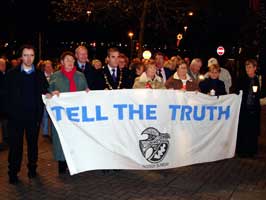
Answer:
[{"left": 43, "top": 90, "right": 242, "bottom": 175}]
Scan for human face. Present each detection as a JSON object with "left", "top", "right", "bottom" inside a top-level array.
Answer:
[
  {"left": 184, "top": 57, "right": 190, "bottom": 65},
  {"left": 61, "top": 55, "right": 75, "bottom": 72},
  {"left": 136, "top": 65, "right": 144, "bottom": 76},
  {"left": 44, "top": 62, "right": 54, "bottom": 74},
  {"left": 155, "top": 55, "right": 164, "bottom": 69},
  {"left": 76, "top": 48, "right": 88, "bottom": 64},
  {"left": 245, "top": 63, "right": 256, "bottom": 78},
  {"left": 190, "top": 62, "right": 202, "bottom": 74},
  {"left": 177, "top": 63, "right": 188, "bottom": 78},
  {"left": 118, "top": 58, "right": 126, "bottom": 69},
  {"left": 0, "top": 59, "right": 6, "bottom": 72},
  {"left": 94, "top": 61, "right": 102, "bottom": 69},
  {"left": 21, "top": 48, "right": 35, "bottom": 67},
  {"left": 107, "top": 51, "right": 119, "bottom": 68},
  {"left": 146, "top": 65, "right": 156, "bottom": 79},
  {"left": 11, "top": 59, "right": 19, "bottom": 68},
  {"left": 209, "top": 69, "right": 220, "bottom": 79}
]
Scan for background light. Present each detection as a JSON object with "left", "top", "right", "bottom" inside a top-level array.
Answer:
[{"left": 143, "top": 50, "right": 152, "bottom": 59}]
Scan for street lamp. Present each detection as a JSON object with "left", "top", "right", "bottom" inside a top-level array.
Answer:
[
  {"left": 128, "top": 31, "right": 134, "bottom": 60},
  {"left": 176, "top": 33, "right": 183, "bottom": 47},
  {"left": 128, "top": 32, "right": 134, "bottom": 39}
]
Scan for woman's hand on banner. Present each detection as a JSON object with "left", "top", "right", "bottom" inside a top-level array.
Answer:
[
  {"left": 45, "top": 93, "right": 53, "bottom": 99},
  {"left": 51, "top": 90, "right": 60, "bottom": 97}
]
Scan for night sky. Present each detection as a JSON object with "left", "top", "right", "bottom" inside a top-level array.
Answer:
[{"left": 0, "top": 0, "right": 260, "bottom": 60}]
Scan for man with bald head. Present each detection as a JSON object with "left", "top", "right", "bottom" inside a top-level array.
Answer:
[
  {"left": 187, "top": 58, "right": 203, "bottom": 82},
  {"left": 75, "top": 45, "right": 97, "bottom": 89}
]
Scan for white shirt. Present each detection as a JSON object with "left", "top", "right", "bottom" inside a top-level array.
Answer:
[
  {"left": 157, "top": 68, "right": 167, "bottom": 83},
  {"left": 108, "top": 65, "right": 117, "bottom": 77}
]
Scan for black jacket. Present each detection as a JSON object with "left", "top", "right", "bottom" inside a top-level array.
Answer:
[
  {"left": 75, "top": 62, "right": 97, "bottom": 90},
  {"left": 236, "top": 75, "right": 261, "bottom": 113},
  {"left": 0, "top": 72, "right": 7, "bottom": 117},
  {"left": 94, "top": 66, "right": 131, "bottom": 90},
  {"left": 199, "top": 78, "right": 226, "bottom": 96},
  {"left": 4, "top": 66, "right": 49, "bottom": 123}
]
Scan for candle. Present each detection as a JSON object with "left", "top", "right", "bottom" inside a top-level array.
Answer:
[
  {"left": 252, "top": 86, "right": 258, "bottom": 93},
  {"left": 210, "top": 89, "right": 215, "bottom": 96}
]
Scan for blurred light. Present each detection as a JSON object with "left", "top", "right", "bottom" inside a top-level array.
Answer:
[
  {"left": 128, "top": 31, "right": 134, "bottom": 39},
  {"left": 188, "top": 11, "right": 194, "bottom": 16},
  {"left": 238, "top": 47, "right": 242, "bottom": 54},
  {"left": 177, "top": 33, "right": 183, "bottom": 40},
  {"left": 143, "top": 50, "right": 152, "bottom": 59},
  {"left": 199, "top": 75, "right": 205, "bottom": 80},
  {"left": 4, "top": 43, "right": 8, "bottom": 47},
  {"left": 90, "top": 42, "right": 96, "bottom": 47},
  {"left": 184, "top": 26, "right": 188, "bottom": 32},
  {"left": 87, "top": 10, "right": 92, "bottom": 16}
]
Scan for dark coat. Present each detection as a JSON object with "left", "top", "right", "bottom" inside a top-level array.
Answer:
[
  {"left": 235, "top": 75, "right": 261, "bottom": 155},
  {"left": 48, "top": 70, "right": 88, "bottom": 161},
  {"left": 163, "top": 67, "right": 174, "bottom": 81},
  {"left": 94, "top": 66, "right": 131, "bottom": 90},
  {"left": 165, "top": 74, "right": 198, "bottom": 91},
  {"left": 4, "top": 66, "right": 49, "bottom": 123},
  {"left": 0, "top": 72, "right": 7, "bottom": 118},
  {"left": 199, "top": 78, "right": 226, "bottom": 96},
  {"left": 75, "top": 61, "right": 97, "bottom": 90}
]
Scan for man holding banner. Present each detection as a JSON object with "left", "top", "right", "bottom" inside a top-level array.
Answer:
[{"left": 6, "top": 45, "right": 49, "bottom": 184}]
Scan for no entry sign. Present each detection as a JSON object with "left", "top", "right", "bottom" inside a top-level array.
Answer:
[{"left": 217, "top": 46, "right": 225, "bottom": 56}]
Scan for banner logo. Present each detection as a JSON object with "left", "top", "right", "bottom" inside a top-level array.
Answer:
[{"left": 139, "top": 127, "right": 170, "bottom": 163}]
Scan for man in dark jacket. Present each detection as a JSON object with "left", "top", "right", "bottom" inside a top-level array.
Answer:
[
  {"left": 5, "top": 44, "right": 49, "bottom": 184},
  {"left": 154, "top": 52, "right": 174, "bottom": 83},
  {"left": 74, "top": 45, "right": 97, "bottom": 90},
  {"left": 94, "top": 47, "right": 131, "bottom": 90}
]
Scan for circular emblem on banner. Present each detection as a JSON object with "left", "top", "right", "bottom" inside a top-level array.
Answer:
[
  {"left": 217, "top": 46, "right": 225, "bottom": 56},
  {"left": 139, "top": 127, "right": 170, "bottom": 163}
]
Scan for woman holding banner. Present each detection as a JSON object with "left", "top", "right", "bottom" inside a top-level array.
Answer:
[
  {"left": 48, "top": 51, "right": 88, "bottom": 174},
  {"left": 199, "top": 64, "right": 226, "bottom": 96},
  {"left": 165, "top": 61, "right": 198, "bottom": 91},
  {"left": 133, "top": 59, "right": 165, "bottom": 89}
]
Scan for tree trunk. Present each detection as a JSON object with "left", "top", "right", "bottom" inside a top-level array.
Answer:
[{"left": 137, "top": 0, "right": 149, "bottom": 58}]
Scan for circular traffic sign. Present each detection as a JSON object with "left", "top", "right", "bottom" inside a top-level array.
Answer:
[{"left": 217, "top": 46, "right": 225, "bottom": 56}]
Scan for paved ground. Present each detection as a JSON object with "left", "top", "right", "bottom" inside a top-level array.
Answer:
[{"left": 1, "top": 109, "right": 266, "bottom": 200}]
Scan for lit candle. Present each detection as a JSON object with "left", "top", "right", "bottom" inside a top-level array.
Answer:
[
  {"left": 252, "top": 86, "right": 258, "bottom": 93},
  {"left": 210, "top": 89, "right": 215, "bottom": 96}
]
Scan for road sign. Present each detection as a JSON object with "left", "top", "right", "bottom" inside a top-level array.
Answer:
[{"left": 217, "top": 46, "right": 225, "bottom": 56}]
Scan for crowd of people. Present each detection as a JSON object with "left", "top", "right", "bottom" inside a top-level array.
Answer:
[{"left": 0, "top": 44, "right": 262, "bottom": 184}]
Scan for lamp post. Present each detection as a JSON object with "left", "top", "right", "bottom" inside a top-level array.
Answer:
[{"left": 128, "top": 31, "right": 134, "bottom": 60}]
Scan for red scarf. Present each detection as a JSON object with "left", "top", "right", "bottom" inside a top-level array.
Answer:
[{"left": 61, "top": 66, "right": 77, "bottom": 92}]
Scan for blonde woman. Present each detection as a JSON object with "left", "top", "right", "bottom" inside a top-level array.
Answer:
[{"left": 133, "top": 60, "right": 165, "bottom": 89}]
